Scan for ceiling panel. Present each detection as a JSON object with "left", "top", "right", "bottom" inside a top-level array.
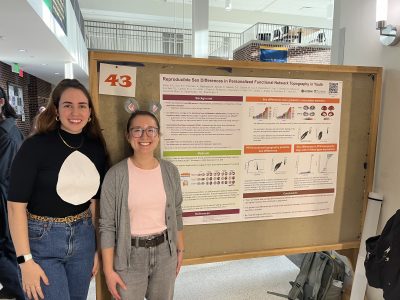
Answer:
[{"left": 162, "top": 0, "right": 332, "bottom": 17}]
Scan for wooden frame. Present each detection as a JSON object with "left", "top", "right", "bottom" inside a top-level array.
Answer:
[{"left": 89, "top": 51, "right": 382, "bottom": 299}]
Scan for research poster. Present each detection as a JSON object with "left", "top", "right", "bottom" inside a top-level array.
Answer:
[{"left": 160, "top": 74, "right": 342, "bottom": 225}]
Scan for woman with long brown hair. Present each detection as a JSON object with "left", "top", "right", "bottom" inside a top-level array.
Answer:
[{"left": 8, "top": 79, "right": 107, "bottom": 300}]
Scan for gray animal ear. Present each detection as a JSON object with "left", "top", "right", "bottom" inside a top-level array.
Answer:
[
  {"left": 148, "top": 102, "right": 162, "bottom": 114},
  {"left": 124, "top": 97, "right": 140, "bottom": 113}
]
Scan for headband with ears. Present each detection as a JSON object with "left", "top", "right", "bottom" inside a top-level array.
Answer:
[{"left": 124, "top": 98, "right": 162, "bottom": 114}]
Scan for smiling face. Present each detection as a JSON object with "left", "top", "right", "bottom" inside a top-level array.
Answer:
[
  {"left": 127, "top": 114, "right": 160, "bottom": 156},
  {"left": 57, "top": 88, "right": 91, "bottom": 134}
]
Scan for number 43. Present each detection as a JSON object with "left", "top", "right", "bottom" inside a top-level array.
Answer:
[{"left": 104, "top": 74, "right": 132, "bottom": 87}]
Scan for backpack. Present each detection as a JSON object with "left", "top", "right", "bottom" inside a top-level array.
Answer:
[
  {"left": 364, "top": 209, "right": 400, "bottom": 300},
  {"left": 268, "top": 251, "right": 346, "bottom": 300}
]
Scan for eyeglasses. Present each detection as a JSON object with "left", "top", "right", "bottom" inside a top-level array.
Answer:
[{"left": 129, "top": 127, "right": 159, "bottom": 138}]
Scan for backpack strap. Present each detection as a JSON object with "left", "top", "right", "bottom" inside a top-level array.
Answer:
[
  {"left": 288, "top": 253, "right": 315, "bottom": 300},
  {"left": 310, "top": 254, "right": 329, "bottom": 299}
]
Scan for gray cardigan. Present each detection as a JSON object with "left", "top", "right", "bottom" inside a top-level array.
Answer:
[{"left": 99, "top": 158, "right": 183, "bottom": 271}]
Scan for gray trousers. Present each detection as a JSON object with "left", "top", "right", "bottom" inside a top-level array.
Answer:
[{"left": 117, "top": 241, "right": 177, "bottom": 300}]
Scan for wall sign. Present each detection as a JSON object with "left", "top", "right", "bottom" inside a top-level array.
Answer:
[
  {"left": 99, "top": 63, "right": 137, "bottom": 97},
  {"left": 8, "top": 83, "right": 25, "bottom": 121}
]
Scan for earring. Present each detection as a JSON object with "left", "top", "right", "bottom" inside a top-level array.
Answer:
[
  {"left": 88, "top": 117, "right": 92, "bottom": 122},
  {"left": 55, "top": 116, "right": 59, "bottom": 121}
]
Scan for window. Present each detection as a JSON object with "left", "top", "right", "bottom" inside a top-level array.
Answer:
[{"left": 162, "top": 32, "right": 183, "bottom": 55}]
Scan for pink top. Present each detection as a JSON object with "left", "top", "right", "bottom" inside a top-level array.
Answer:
[{"left": 127, "top": 159, "right": 167, "bottom": 236}]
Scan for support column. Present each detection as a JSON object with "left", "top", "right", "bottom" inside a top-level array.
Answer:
[
  {"left": 64, "top": 62, "right": 74, "bottom": 79},
  {"left": 192, "top": 0, "right": 209, "bottom": 58}
]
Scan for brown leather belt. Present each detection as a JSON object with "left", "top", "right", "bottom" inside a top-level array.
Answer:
[{"left": 131, "top": 231, "right": 166, "bottom": 248}]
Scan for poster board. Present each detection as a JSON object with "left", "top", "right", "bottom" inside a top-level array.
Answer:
[
  {"left": 89, "top": 52, "right": 381, "bottom": 298},
  {"left": 7, "top": 82, "right": 25, "bottom": 121},
  {"left": 159, "top": 74, "right": 342, "bottom": 225}
]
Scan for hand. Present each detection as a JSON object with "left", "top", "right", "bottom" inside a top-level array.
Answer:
[
  {"left": 104, "top": 270, "right": 127, "bottom": 300},
  {"left": 176, "top": 249, "right": 184, "bottom": 276},
  {"left": 20, "top": 260, "right": 49, "bottom": 300},
  {"left": 92, "top": 251, "right": 99, "bottom": 278}
]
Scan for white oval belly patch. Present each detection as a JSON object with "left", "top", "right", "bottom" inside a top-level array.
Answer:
[{"left": 56, "top": 151, "right": 100, "bottom": 205}]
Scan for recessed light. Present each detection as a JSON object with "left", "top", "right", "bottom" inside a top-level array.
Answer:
[
  {"left": 225, "top": 0, "right": 232, "bottom": 11},
  {"left": 18, "top": 49, "right": 26, "bottom": 52},
  {"left": 54, "top": 72, "right": 60, "bottom": 75},
  {"left": 41, "top": 63, "right": 47, "bottom": 66}
]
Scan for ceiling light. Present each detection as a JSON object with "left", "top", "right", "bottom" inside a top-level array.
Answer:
[
  {"left": 41, "top": 63, "right": 48, "bottom": 66},
  {"left": 54, "top": 72, "right": 60, "bottom": 75},
  {"left": 225, "top": 0, "right": 232, "bottom": 11},
  {"left": 18, "top": 49, "right": 26, "bottom": 52}
]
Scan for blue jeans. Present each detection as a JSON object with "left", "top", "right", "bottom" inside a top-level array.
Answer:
[{"left": 26, "top": 217, "right": 95, "bottom": 300}]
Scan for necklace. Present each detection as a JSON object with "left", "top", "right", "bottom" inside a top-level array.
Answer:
[{"left": 58, "top": 130, "right": 84, "bottom": 150}]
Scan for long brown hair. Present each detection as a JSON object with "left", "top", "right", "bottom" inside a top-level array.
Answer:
[{"left": 34, "top": 79, "right": 107, "bottom": 152}]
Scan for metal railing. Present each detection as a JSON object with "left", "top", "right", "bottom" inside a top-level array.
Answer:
[
  {"left": 85, "top": 20, "right": 241, "bottom": 59},
  {"left": 241, "top": 23, "right": 332, "bottom": 46},
  {"left": 85, "top": 21, "right": 191, "bottom": 55},
  {"left": 43, "top": 0, "right": 85, "bottom": 36},
  {"left": 209, "top": 31, "right": 241, "bottom": 59},
  {"left": 84, "top": 20, "right": 331, "bottom": 59},
  {"left": 44, "top": 0, "right": 67, "bottom": 34}
]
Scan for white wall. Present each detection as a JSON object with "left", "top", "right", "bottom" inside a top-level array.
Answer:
[
  {"left": 27, "top": 0, "right": 88, "bottom": 81},
  {"left": 333, "top": 0, "right": 400, "bottom": 299}
]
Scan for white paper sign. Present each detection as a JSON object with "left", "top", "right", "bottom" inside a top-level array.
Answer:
[{"left": 99, "top": 63, "right": 136, "bottom": 97}]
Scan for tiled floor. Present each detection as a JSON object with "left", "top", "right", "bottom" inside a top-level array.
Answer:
[{"left": 2, "top": 256, "right": 299, "bottom": 300}]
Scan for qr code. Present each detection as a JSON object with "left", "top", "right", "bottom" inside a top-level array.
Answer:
[{"left": 329, "top": 82, "right": 339, "bottom": 94}]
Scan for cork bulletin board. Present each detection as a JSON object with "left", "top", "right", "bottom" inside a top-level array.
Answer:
[{"left": 89, "top": 52, "right": 382, "bottom": 299}]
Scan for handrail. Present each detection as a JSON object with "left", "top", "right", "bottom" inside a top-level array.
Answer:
[{"left": 84, "top": 20, "right": 331, "bottom": 60}]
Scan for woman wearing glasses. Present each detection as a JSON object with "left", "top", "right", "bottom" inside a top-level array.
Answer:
[{"left": 100, "top": 110, "right": 184, "bottom": 300}]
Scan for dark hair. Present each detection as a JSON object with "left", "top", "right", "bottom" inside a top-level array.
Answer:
[
  {"left": 34, "top": 79, "right": 108, "bottom": 152},
  {"left": 0, "top": 86, "right": 18, "bottom": 118},
  {"left": 126, "top": 110, "right": 160, "bottom": 133}
]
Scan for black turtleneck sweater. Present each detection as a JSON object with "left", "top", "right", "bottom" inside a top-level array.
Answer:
[{"left": 8, "top": 129, "right": 107, "bottom": 217}]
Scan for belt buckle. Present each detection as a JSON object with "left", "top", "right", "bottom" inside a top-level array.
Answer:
[{"left": 145, "top": 237, "right": 156, "bottom": 248}]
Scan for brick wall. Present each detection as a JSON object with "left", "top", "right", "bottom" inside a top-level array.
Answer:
[
  {"left": 233, "top": 41, "right": 331, "bottom": 64},
  {"left": 0, "top": 61, "right": 52, "bottom": 136}
]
